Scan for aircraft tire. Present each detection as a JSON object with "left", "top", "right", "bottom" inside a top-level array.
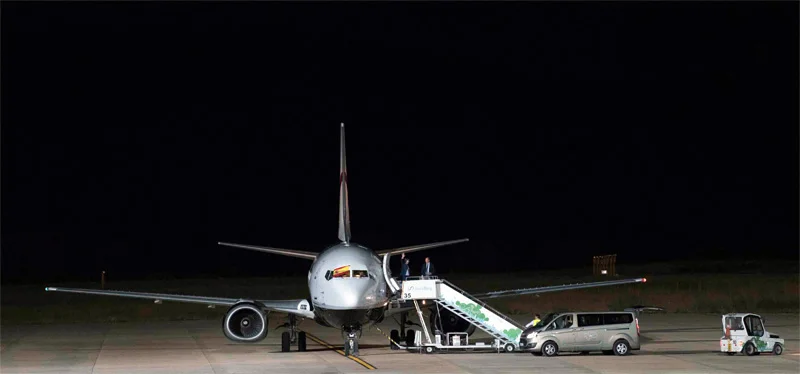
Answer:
[
  {"left": 281, "top": 331, "right": 291, "bottom": 352},
  {"left": 390, "top": 330, "right": 400, "bottom": 350},
  {"left": 405, "top": 330, "right": 415, "bottom": 347},
  {"left": 298, "top": 332, "right": 307, "bottom": 352}
]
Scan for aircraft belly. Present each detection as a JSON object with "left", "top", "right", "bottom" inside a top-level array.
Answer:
[{"left": 314, "top": 306, "right": 385, "bottom": 328}]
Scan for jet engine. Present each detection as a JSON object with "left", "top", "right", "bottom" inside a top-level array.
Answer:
[
  {"left": 430, "top": 307, "right": 477, "bottom": 336},
  {"left": 222, "top": 303, "right": 268, "bottom": 342}
]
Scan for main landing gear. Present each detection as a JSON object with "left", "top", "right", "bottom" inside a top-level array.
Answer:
[
  {"left": 389, "top": 312, "right": 417, "bottom": 350},
  {"left": 343, "top": 325, "right": 363, "bottom": 357},
  {"left": 279, "top": 314, "right": 307, "bottom": 352}
]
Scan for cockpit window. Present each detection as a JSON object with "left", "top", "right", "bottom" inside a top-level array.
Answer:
[{"left": 325, "top": 266, "right": 369, "bottom": 280}]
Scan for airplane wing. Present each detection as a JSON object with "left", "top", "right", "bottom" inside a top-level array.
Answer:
[
  {"left": 470, "top": 278, "right": 647, "bottom": 299},
  {"left": 44, "top": 287, "right": 315, "bottom": 319},
  {"left": 217, "top": 242, "right": 317, "bottom": 260},
  {"left": 375, "top": 238, "right": 469, "bottom": 257}
]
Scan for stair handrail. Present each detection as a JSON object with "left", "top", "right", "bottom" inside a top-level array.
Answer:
[
  {"left": 439, "top": 279, "right": 524, "bottom": 330},
  {"left": 434, "top": 300, "right": 511, "bottom": 344}
]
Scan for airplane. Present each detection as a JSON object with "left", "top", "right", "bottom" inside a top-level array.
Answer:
[{"left": 45, "top": 123, "right": 646, "bottom": 356}]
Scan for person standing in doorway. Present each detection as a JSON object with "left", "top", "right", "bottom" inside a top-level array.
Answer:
[
  {"left": 421, "top": 257, "right": 436, "bottom": 279},
  {"left": 400, "top": 256, "right": 411, "bottom": 281}
]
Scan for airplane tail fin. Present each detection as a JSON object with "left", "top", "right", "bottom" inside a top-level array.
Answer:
[{"left": 338, "top": 123, "right": 351, "bottom": 243}]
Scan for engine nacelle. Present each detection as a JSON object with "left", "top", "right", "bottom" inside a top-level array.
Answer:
[
  {"left": 430, "top": 307, "right": 477, "bottom": 336},
  {"left": 222, "top": 303, "right": 268, "bottom": 342}
]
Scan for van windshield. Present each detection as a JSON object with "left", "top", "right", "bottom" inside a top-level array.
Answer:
[{"left": 538, "top": 313, "right": 557, "bottom": 328}]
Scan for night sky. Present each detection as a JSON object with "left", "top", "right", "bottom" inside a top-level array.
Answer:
[{"left": 2, "top": 2, "right": 797, "bottom": 283}]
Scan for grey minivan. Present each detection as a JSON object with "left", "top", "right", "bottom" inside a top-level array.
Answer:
[{"left": 519, "top": 311, "right": 640, "bottom": 356}]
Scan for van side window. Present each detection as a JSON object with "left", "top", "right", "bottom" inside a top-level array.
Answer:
[
  {"left": 578, "top": 314, "right": 603, "bottom": 327},
  {"left": 603, "top": 313, "right": 633, "bottom": 325},
  {"left": 547, "top": 314, "right": 573, "bottom": 330}
]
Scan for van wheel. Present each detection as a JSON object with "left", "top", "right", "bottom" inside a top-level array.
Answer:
[
  {"left": 613, "top": 339, "right": 630, "bottom": 356},
  {"left": 743, "top": 342, "right": 756, "bottom": 356},
  {"left": 773, "top": 343, "right": 783, "bottom": 355},
  {"left": 542, "top": 341, "right": 558, "bottom": 357}
]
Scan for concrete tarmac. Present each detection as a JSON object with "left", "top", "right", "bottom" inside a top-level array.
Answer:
[{"left": 2, "top": 313, "right": 798, "bottom": 373}]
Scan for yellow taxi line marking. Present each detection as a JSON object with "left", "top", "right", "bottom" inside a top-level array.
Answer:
[{"left": 305, "top": 332, "right": 377, "bottom": 370}]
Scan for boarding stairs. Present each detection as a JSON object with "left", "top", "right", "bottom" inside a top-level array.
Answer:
[{"left": 394, "top": 277, "right": 525, "bottom": 351}]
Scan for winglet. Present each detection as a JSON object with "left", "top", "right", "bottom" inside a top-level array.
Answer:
[{"left": 338, "top": 123, "right": 351, "bottom": 243}]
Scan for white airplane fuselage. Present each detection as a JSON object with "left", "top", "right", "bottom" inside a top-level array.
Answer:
[{"left": 307, "top": 242, "right": 389, "bottom": 329}]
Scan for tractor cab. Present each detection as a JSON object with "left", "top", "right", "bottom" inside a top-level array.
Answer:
[{"left": 720, "top": 313, "right": 784, "bottom": 356}]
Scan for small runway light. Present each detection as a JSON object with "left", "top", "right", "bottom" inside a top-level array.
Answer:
[
  {"left": 643, "top": 278, "right": 647, "bottom": 283},
  {"left": 601, "top": 270, "right": 608, "bottom": 275}
]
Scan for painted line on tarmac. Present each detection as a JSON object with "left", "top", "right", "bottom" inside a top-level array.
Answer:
[{"left": 305, "top": 332, "right": 377, "bottom": 370}]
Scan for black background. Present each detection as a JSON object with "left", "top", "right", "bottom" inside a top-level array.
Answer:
[{"left": 2, "top": 2, "right": 797, "bottom": 283}]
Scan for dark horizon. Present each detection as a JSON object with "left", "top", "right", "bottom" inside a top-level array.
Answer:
[{"left": 2, "top": 2, "right": 798, "bottom": 284}]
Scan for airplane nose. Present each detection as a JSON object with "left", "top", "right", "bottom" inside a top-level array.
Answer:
[{"left": 332, "top": 276, "right": 379, "bottom": 308}]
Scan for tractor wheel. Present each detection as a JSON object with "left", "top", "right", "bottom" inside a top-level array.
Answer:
[{"left": 743, "top": 342, "right": 756, "bottom": 356}]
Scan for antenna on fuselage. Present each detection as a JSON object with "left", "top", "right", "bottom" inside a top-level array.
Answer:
[{"left": 338, "top": 122, "right": 351, "bottom": 244}]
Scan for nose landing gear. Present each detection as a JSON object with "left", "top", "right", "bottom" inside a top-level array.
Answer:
[{"left": 342, "top": 325, "right": 363, "bottom": 357}]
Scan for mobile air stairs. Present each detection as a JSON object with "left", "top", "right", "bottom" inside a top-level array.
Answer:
[{"left": 386, "top": 277, "right": 525, "bottom": 354}]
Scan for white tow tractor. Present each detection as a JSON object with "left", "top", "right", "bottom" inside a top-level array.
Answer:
[{"left": 720, "top": 313, "right": 784, "bottom": 356}]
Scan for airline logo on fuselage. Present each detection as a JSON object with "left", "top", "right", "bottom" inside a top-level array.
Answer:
[{"left": 407, "top": 285, "right": 434, "bottom": 292}]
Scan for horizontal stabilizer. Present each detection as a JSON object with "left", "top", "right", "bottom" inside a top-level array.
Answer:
[
  {"left": 375, "top": 238, "right": 469, "bottom": 257},
  {"left": 471, "top": 278, "right": 647, "bottom": 300},
  {"left": 218, "top": 242, "right": 317, "bottom": 260}
]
